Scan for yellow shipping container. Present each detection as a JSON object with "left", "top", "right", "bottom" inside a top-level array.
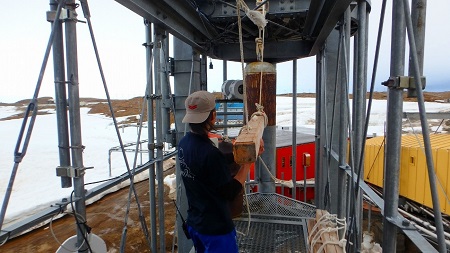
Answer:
[{"left": 364, "top": 134, "right": 450, "bottom": 215}]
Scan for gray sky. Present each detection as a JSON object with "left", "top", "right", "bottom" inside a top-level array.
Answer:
[{"left": 1, "top": 1, "right": 449, "bottom": 103}]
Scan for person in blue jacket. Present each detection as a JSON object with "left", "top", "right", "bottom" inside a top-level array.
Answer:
[{"left": 178, "top": 90, "right": 263, "bottom": 253}]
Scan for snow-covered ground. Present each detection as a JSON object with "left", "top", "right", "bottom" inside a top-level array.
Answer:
[
  {"left": 275, "top": 96, "right": 450, "bottom": 135},
  {"left": 0, "top": 107, "right": 145, "bottom": 226},
  {"left": 1, "top": 96, "right": 450, "bottom": 227}
]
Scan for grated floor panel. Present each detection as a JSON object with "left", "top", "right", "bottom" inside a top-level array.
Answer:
[
  {"left": 233, "top": 193, "right": 316, "bottom": 253},
  {"left": 235, "top": 219, "right": 307, "bottom": 253}
]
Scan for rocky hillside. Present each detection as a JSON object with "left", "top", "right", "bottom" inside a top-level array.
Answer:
[{"left": 1, "top": 91, "right": 450, "bottom": 123}]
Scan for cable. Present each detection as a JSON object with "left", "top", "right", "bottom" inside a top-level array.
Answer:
[
  {"left": 78, "top": 1, "right": 152, "bottom": 249},
  {"left": 49, "top": 210, "right": 91, "bottom": 252},
  {"left": 84, "top": 176, "right": 121, "bottom": 186},
  {"left": 212, "top": 0, "right": 299, "bottom": 46},
  {"left": 364, "top": 137, "right": 386, "bottom": 180},
  {"left": 70, "top": 191, "right": 93, "bottom": 252},
  {"left": 192, "top": 1, "right": 214, "bottom": 39},
  {"left": 433, "top": 119, "right": 445, "bottom": 134},
  {"left": 339, "top": 18, "right": 360, "bottom": 248},
  {"left": 0, "top": 0, "right": 67, "bottom": 232},
  {"left": 0, "top": 231, "right": 9, "bottom": 247},
  {"left": 323, "top": 18, "right": 343, "bottom": 209},
  {"left": 120, "top": 94, "right": 151, "bottom": 251},
  {"left": 346, "top": 0, "right": 388, "bottom": 250},
  {"left": 352, "top": 0, "right": 387, "bottom": 220},
  {"left": 160, "top": 38, "right": 180, "bottom": 136}
]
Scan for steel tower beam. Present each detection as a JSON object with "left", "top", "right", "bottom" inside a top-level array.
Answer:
[
  {"left": 115, "top": 0, "right": 356, "bottom": 62},
  {"left": 173, "top": 37, "right": 202, "bottom": 253},
  {"left": 303, "top": 0, "right": 355, "bottom": 55},
  {"left": 383, "top": 0, "right": 406, "bottom": 251}
]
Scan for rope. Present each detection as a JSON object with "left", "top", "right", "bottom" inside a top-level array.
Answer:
[
  {"left": 259, "top": 70, "right": 263, "bottom": 105},
  {"left": 236, "top": 187, "right": 252, "bottom": 237},
  {"left": 236, "top": 1, "right": 249, "bottom": 125},
  {"left": 308, "top": 213, "right": 347, "bottom": 253},
  {"left": 258, "top": 156, "right": 294, "bottom": 188},
  {"left": 309, "top": 214, "right": 337, "bottom": 241},
  {"left": 235, "top": 0, "right": 267, "bottom": 29},
  {"left": 317, "top": 239, "right": 348, "bottom": 253},
  {"left": 235, "top": 0, "right": 268, "bottom": 124},
  {"left": 233, "top": 0, "right": 269, "bottom": 237}
]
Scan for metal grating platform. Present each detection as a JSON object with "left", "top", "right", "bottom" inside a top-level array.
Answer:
[
  {"left": 242, "top": 192, "right": 316, "bottom": 218},
  {"left": 234, "top": 193, "right": 316, "bottom": 253}
]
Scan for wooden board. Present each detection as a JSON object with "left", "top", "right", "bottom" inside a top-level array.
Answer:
[{"left": 233, "top": 113, "right": 267, "bottom": 164}]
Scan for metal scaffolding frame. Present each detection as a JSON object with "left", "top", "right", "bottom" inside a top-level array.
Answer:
[{"left": 1, "top": 0, "right": 447, "bottom": 252}]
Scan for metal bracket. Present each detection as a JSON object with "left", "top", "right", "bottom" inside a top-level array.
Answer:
[
  {"left": 56, "top": 166, "right": 92, "bottom": 178},
  {"left": 54, "top": 81, "right": 71, "bottom": 85},
  {"left": 382, "top": 76, "right": 426, "bottom": 90},
  {"left": 278, "top": 0, "right": 295, "bottom": 12},
  {"left": 46, "top": 8, "right": 77, "bottom": 22},
  {"left": 408, "top": 76, "right": 426, "bottom": 90},
  {"left": 53, "top": 198, "right": 70, "bottom": 210},
  {"left": 162, "top": 97, "right": 173, "bottom": 109},
  {"left": 385, "top": 216, "right": 415, "bottom": 230},
  {"left": 220, "top": 2, "right": 237, "bottom": 16},
  {"left": 148, "top": 143, "right": 164, "bottom": 150},
  {"left": 147, "top": 94, "right": 162, "bottom": 100},
  {"left": 339, "top": 165, "right": 351, "bottom": 171},
  {"left": 168, "top": 57, "right": 175, "bottom": 76},
  {"left": 54, "top": 196, "right": 81, "bottom": 207},
  {"left": 168, "top": 129, "right": 177, "bottom": 147},
  {"left": 142, "top": 42, "right": 154, "bottom": 49},
  {"left": 69, "top": 145, "right": 85, "bottom": 150}
]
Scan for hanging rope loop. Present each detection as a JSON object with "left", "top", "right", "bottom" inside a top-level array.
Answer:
[{"left": 255, "top": 37, "right": 264, "bottom": 61}]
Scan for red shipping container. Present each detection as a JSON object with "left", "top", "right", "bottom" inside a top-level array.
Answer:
[{"left": 249, "top": 128, "right": 315, "bottom": 202}]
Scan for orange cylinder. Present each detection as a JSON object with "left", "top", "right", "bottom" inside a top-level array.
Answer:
[{"left": 244, "top": 62, "right": 276, "bottom": 126}]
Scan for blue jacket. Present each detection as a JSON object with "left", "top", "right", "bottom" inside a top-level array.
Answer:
[{"left": 178, "top": 132, "right": 242, "bottom": 235}]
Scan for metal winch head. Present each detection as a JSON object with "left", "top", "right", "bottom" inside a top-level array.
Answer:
[{"left": 221, "top": 80, "right": 244, "bottom": 100}]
